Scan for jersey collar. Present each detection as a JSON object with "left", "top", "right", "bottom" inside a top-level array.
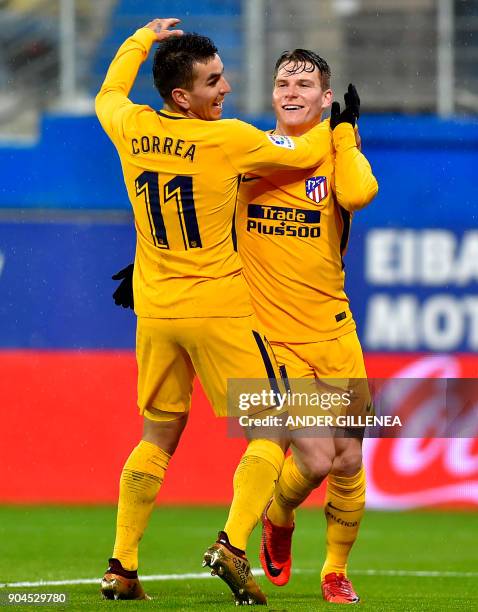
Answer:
[{"left": 157, "top": 109, "right": 189, "bottom": 120}]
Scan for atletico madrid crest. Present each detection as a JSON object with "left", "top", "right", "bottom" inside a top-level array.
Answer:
[{"left": 305, "top": 176, "right": 328, "bottom": 203}]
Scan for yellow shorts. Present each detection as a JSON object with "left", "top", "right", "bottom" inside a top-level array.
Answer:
[
  {"left": 270, "top": 331, "right": 371, "bottom": 431},
  {"left": 136, "top": 315, "right": 278, "bottom": 421},
  {"left": 270, "top": 330, "right": 367, "bottom": 380}
]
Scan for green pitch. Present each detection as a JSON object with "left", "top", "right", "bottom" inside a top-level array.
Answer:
[{"left": 0, "top": 506, "right": 476, "bottom": 611}]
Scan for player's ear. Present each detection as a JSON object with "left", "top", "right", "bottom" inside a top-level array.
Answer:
[
  {"left": 322, "top": 88, "right": 333, "bottom": 110},
  {"left": 171, "top": 88, "right": 190, "bottom": 111}
]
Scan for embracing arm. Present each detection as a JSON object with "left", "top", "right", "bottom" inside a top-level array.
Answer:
[{"left": 224, "top": 119, "right": 332, "bottom": 174}]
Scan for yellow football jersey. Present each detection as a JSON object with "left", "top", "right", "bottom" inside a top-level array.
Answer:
[
  {"left": 236, "top": 123, "right": 378, "bottom": 342},
  {"left": 96, "top": 28, "right": 332, "bottom": 318}
]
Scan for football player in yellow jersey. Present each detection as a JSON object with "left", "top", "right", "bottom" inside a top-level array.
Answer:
[
  {"left": 235, "top": 51, "right": 378, "bottom": 604},
  {"left": 96, "top": 17, "right": 336, "bottom": 605}
]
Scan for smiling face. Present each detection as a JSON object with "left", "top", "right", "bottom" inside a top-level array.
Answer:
[
  {"left": 171, "top": 54, "right": 231, "bottom": 121},
  {"left": 272, "top": 60, "right": 332, "bottom": 136}
]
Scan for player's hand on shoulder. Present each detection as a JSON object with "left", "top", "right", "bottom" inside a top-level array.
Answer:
[
  {"left": 330, "top": 83, "right": 360, "bottom": 130},
  {"left": 144, "top": 18, "right": 184, "bottom": 42}
]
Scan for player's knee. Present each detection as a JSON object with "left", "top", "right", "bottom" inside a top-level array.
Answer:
[
  {"left": 331, "top": 451, "right": 363, "bottom": 476},
  {"left": 142, "top": 411, "right": 188, "bottom": 455},
  {"left": 299, "top": 455, "right": 333, "bottom": 484}
]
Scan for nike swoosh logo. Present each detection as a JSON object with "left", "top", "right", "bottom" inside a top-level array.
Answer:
[
  {"left": 241, "top": 176, "right": 261, "bottom": 183},
  {"left": 327, "top": 502, "right": 363, "bottom": 513},
  {"left": 262, "top": 536, "right": 282, "bottom": 578}
]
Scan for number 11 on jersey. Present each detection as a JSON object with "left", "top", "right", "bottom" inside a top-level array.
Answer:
[{"left": 135, "top": 172, "right": 202, "bottom": 250}]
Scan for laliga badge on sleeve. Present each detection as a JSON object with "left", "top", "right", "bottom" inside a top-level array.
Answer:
[
  {"left": 306, "top": 176, "right": 328, "bottom": 203},
  {"left": 267, "top": 133, "right": 296, "bottom": 149}
]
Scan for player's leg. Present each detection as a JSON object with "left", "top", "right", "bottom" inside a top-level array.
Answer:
[
  {"left": 110, "top": 415, "right": 188, "bottom": 567},
  {"left": 320, "top": 435, "right": 364, "bottom": 604},
  {"left": 188, "top": 317, "right": 286, "bottom": 550},
  {"left": 258, "top": 342, "right": 330, "bottom": 585},
  {"left": 101, "top": 317, "right": 194, "bottom": 600},
  {"left": 203, "top": 434, "right": 284, "bottom": 605},
  {"left": 261, "top": 335, "right": 367, "bottom": 598},
  {"left": 316, "top": 331, "right": 368, "bottom": 603},
  {"left": 185, "top": 315, "right": 284, "bottom": 605},
  {"left": 265, "top": 342, "right": 326, "bottom": 528},
  {"left": 270, "top": 438, "right": 335, "bottom": 526},
  {"left": 102, "top": 414, "right": 187, "bottom": 600},
  {"left": 260, "top": 435, "right": 335, "bottom": 586},
  {"left": 322, "top": 436, "right": 365, "bottom": 577}
]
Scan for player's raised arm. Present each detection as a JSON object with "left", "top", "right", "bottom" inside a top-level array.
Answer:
[
  {"left": 331, "top": 84, "right": 378, "bottom": 211},
  {"left": 95, "top": 18, "right": 183, "bottom": 136},
  {"left": 223, "top": 118, "right": 332, "bottom": 175}
]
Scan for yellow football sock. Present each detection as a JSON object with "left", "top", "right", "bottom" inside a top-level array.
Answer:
[
  {"left": 112, "top": 440, "right": 170, "bottom": 570},
  {"left": 267, "top": 455, "right": 318, "bottom": 527},
  {"left": 321, "top": 465, "right": 366, "bottom": 579},
  {"left": 224, "top": 439, "right": 285, "bottom": 551}
]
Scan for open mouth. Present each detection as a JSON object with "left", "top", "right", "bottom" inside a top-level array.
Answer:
[
  {"left": 282, "top": 105, "right": 304, "bottom": 111},
  {"left": 213, "top": 101, "right": 223, "bottom": 109}
]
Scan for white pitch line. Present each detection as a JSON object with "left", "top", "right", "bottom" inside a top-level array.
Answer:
[
  {"left": 2, "top": 567, "right": 477, "bottom": 589},
  {"left": 0, "top": 571, "right": 218, "bottom": 589}
]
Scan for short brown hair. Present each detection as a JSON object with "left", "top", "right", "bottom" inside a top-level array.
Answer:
[
  {"left": 274, "top": 49, "right": 331, "bottom": 90},
  {"left": 153, "top": 33, "right": 218, "bottom": 102}
]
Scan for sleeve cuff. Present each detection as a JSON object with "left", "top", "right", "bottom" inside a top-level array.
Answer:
[
  {"left": 131, "top": 27, "right": 158, "bottom": 50},
  {"left": 332, "top": 122, "right": 357, "bottom": 150}
]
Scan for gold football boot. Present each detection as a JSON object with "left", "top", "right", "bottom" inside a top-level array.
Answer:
[
  {"left": 100, "top": 558, "right": 150, "bottom": 600},
  {"left": 203, "top": 531, "right": 267, "bottom": 605}
]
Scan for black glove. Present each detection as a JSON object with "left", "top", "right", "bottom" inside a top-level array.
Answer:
[
  {"left": 330, "top": 83, "right": 360, "bottom": 129},
  {"left": 112, "top": 263, "right": 134, "bottom": 309}
]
